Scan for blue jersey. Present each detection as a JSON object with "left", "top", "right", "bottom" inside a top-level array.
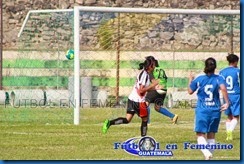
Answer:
[
  {"left": 219, "top": 67, "right": 240, "bottom": 95},
  {"left": 190, "top": 74, "right": 226, "bottom": 111},
  {"left": 219, "top": 66, "right": 240, "bottom": 116}
]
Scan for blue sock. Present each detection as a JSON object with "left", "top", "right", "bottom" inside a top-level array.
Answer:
[
  {"left": 147, "top": 106, "right": 151, "bottom": 124},
  {"left": 158, "top": 107, "right": 174, "bottom": 119}
]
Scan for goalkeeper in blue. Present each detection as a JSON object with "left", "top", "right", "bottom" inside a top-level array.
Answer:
[
  {"left": 219, "top": 54, "right": 240, "bottom": 141},
  {"left": 188, "top": 57, "right": 229, "bottom": 160},
  {"left": 146, "top": 61, "right": 178, "bottom": 125}
]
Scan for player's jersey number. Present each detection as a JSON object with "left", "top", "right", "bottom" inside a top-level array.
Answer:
[{"left": 204, "top": 84, "right": 215, "bottom": 106}]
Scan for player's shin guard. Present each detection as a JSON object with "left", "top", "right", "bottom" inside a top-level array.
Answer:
[
  {"left": 110, "top": 117, "right": 129, "bottom": 125},
  {"left": 141, "top": 121, "right": 148, "bottom": 137}
]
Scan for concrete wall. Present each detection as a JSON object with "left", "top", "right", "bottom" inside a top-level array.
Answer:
[{"left": 2, "top": 0, "right": 240, "bottom": 51}]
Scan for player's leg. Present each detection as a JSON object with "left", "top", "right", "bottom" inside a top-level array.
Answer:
[
  {"left": 230, "top": 116, "right": 239, "bottom": 130},
  {"left": 207, "top": 116, "right": 219, "bottom": 154},
  {"left": 227, "top": 115, "right": 239, "bottom": 140},
  {"left": 145, "top": 91, "right": 157, "bottom": 124},
  {"left": 147, "top": 106, "right": 151, "bottom": 124},
  {"left": 225, "top": 109, "right": 232, "bottom": 140},
  {"left": 207, "top": 133, "right": 216, "bottom": 154},
  {"left": 141, "top": 116, "right": 148, "bottom": 136},
  {"left": 155, "top": 107, "right": 179, "bottom": 124},
  {"left": 195, "top": 109, "right": 212, "bottom": 160},
  {"left": 206, "top": 110, "right": 221, "bottom": 158},
  {"left": 196, "top": 133, "right": 213, "bottom": 160},
  {"left": 139, "top": 102, "right": 149, "bottom": 137},
  {"left": 227, "top": 95, "right": 240, "bottom": 140},
  {"left": 102, "top": 113, "right": 133, "bottom": 134},
  {"left": 156, "top": 106, "right": 176, "bottom": 119},
  {"left": 154, "top": 93, "right": 178, "bottom": 124},
  {"left": 102, "top": 99, "right": 135, "bottom": 134}
]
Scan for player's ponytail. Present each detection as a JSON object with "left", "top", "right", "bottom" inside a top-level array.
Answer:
[
  {"left": 138, "top": 63, "right": 144, "bottom": 70},
  {"left": 204, "top": 57, "right": 216, "bottom": 74},
  {"left": 138, "top": 56, "right": 158, "bottom": 70}
]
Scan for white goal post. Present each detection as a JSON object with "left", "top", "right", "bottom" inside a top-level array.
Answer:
[{"left": 17, "top": 7, "right": 240, "bottom": 125}]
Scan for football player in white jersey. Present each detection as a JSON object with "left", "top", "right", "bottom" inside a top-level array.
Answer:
[{"left": 102, "top": 56, "right": 160, "bottom": 136}]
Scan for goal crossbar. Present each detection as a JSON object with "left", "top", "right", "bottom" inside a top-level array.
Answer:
[{"left": 75, "top": 6, "right": 240, "bottom": 15}]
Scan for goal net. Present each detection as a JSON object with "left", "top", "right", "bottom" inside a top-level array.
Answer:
[{"left": 3, "top": 7, "right": 240, "bottom": 125}]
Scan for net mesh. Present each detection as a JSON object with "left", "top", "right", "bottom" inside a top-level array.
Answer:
[{"left": 1, "top": 10, "right": 240, "bottom": 123}]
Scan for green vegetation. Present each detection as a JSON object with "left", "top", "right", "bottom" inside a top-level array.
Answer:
[{"left": 0, "top": 107, "right": 240, "bottom": 160}]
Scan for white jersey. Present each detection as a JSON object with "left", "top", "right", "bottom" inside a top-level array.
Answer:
[{"left": 128, "top": 70, "right": 150, "bottom": 102}]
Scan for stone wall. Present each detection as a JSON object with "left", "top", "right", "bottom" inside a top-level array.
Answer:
[{"left": 2, "top": 0, "right": 240, "bottom": 51}]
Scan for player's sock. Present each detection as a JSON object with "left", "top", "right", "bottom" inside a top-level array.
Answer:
[
  {"left": 197, "top": 136, "right": 212, "bottom": 159},
  {"left": 207, "top": 139, "right": 215, "bottom": 154},
  {"left": 141, "top": 121, "right": 147, "bottom": 136},
  {"left": 226, "top": 121, "right": 231, "bottom": 140},
  {"left": 110, "top": 117, "right": 129, "bottom": 125},
  {"left": 226, "top": 121, "right": 231, "bottom": 131},
  {"left": 158, "top": 107, "right": 174, "bottom": 118},
  {"left": 147, "top": 106, "right": 151, "bottom": 124},
  {"left": 230, "top": 118, "right": 238, "bottom": 131}
]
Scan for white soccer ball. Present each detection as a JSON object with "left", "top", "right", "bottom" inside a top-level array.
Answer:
[{"left": 156, "top": 89, "right": 166, "bottom": 94}]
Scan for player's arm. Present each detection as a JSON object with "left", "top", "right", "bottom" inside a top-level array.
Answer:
[
  {"left": 148, "top": 72, "right": 162, "bottom": 91},
  {"left": 219, "top": 83, "right": 229, "bottom": 112},
  {"left": 139, "top": 79, "right": 159, "bottom": 94},
  {"left": 188, "top": 72, "right": 195, "bottom": 94},
  {"left": 150, "top": 72, "right": 164, "bottom": 90}
]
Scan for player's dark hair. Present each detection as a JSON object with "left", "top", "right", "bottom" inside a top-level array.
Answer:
[
  {"left": 138, "top": 56, "right": 157, "bottom": 70},
  {"left": 204, "top": 57, "right": 216, "bottom": 74},
  {"left": 227, "top": 54, "right": 239, "bottom": 64}
]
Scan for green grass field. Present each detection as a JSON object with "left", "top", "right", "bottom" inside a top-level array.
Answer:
[{"left": 0, "top": 106, "right": 240, "bottom": 160}]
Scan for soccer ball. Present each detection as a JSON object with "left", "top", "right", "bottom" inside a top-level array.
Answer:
[{"left": 66, "top": 49, "right": 74, "bottom": 60}]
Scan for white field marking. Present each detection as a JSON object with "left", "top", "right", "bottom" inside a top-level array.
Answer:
[{"left": 11, "top": 132, "right": 44, "bottom": 135}]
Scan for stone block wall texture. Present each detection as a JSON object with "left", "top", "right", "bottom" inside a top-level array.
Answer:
[{"left": 2, "top": 0, "right": 240, "bottom": 51}]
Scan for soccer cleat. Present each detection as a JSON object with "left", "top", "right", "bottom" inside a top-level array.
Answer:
[
  {"left": 226, "top": 131, "right": 233, "bottom": 141},
  {"left": 172, "top": 114, "right": 178, "bottom": 124},
  {"left": 102, "top": 119, "right": 110, "bottom": 134}
]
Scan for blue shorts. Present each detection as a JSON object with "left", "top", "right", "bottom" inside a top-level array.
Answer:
[
  {"left": 225, "top": 94, "right": 240, "bottom": 117},
  {"left": 195, "top": 108, "right": 221, "bottom": 133}
]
